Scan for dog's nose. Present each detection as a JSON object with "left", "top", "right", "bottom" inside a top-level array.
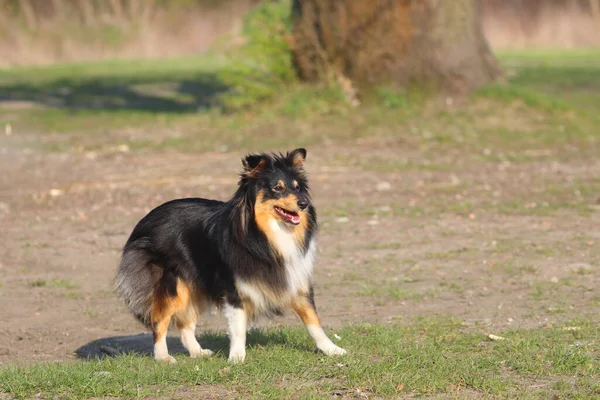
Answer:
[{"left": 298, "top": 200, "right": 309, "bottom": 210}]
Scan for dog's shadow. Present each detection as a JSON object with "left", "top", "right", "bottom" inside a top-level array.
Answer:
[{"left": 75, "top": 329, "right": 303, "bottom": 360}]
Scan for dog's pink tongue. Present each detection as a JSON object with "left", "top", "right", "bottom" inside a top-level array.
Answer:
[{"left": 291, "top": 214, "right": 301, "bottom": 224}]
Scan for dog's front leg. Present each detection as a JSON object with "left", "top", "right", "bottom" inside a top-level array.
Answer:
[
  {"left": 225, "top": 304, "right": 248, "bottom": 363},
  {"left": 292, "top": 289, "right": 346, "bottom": 356}
]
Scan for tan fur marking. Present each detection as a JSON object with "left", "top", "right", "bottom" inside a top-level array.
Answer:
[
  {"left": 247, "top": 158, "right": 266, "bottom": 177},
  {"left": 175, "top": 287, "right": 207, "bottom": 329},
  {"left": 275, "top": 194, "right": 301, "bottom": 216},
  {"left": 254, "top": 191, "right": 308, "bottom": 250},
  {"left": 150, "top": 300, "right": 172, "bottom": 344},
  {"left": 254, "top": 191, "right": 280, "bottom": 248},
  {"left": 241, "top": 299, "right": 256, "bottom": 319},
  {"left": 151, "top": 279, "right": 196, "bottom": 343},
  {"left": 293, "top": 180, "right": 299, "bottom": 189},
  {"left": 292, "top": 297, "right": 321, "bottom": 327},
  {"left": 276, "top": 180, "right": 286, "bottom": 190},
  {"left": 291, "top": 152, "right": 305, "bottom": 168}
]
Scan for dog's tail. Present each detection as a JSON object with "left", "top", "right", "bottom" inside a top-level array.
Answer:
[{"left": 115, "top": 243, "right": 162, "bottom": 328}]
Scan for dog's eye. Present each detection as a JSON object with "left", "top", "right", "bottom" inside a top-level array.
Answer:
[{"left": 272, "top": 185, "right": 284, "bottom": 192}]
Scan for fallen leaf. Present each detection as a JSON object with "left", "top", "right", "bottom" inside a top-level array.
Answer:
[
  {"left": 488, "top": 334, "right": 506, "bottom": 341},
  {"left": 49, "top": 189, "right": 63, "bottom": 197},
  {"left": 396, "top": 383, "right": 405, "bottom": 392}
]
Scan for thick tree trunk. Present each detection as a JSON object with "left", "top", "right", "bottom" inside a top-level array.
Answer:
[{"left": 291, "top": 0, "right": 502, "bottom": 95}]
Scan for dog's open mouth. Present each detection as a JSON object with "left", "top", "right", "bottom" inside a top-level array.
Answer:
[{"left": 274, "top": 206, "right": 301, "bottom": 225}]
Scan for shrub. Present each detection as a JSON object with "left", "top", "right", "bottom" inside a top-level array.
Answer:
[{"left": 216, "top": 0, "right": 295, "bottom": 111}]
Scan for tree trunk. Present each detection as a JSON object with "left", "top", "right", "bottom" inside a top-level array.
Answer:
[{"left": 291, "top": 0, "right": 502, "bottom": 95}]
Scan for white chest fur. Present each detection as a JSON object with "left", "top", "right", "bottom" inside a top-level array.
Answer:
[
  {"left": 268, "top": 218, "right": 316, "bottom": 295},
  {"left": 236, "top": 218, "right": 316, "bottom": 314}
]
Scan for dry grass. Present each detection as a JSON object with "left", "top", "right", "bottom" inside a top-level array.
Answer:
[
  {"left": 483, "top": 0, "right": 600, "bottom": 49},
  {"left": 0, "top": 0, "right": 255, "bottom": 66},
  {"left": 0, "top": 0, "right": 598, "bottom": 67}
]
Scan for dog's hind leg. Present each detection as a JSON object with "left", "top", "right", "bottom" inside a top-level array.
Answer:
[
  {"left": 292, "top": 288, "right": 346, "bottom": 356},
  {"left": 174, "top": 292, "right": 213, "bottom": 358},
  {"left": 150, "top": 298, "right": 176, "bottom": 363},
  {"left": 150, "top": 278, "right": 192, "bottom": 363}
]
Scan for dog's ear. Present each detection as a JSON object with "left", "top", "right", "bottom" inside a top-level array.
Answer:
[
  {"left": 288, "top": 148, "right": 307, "bottom": 168},
  {"left": 242, "top": 153, "right": 268, "bottom": 177}
]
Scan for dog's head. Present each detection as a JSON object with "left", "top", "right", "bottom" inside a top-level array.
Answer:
[{"left": 240, "top": 148, "right": 311, "bottom": 227}]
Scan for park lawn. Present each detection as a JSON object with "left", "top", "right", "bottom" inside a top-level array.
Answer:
[
  {"left": 1, "top": 319, "right": 599, "bottom": 399},
  {"left": 0, "top": 49, "right": 598, "bottom": 160}
]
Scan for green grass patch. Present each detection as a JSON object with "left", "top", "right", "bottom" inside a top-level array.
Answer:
[
  {"left": 29, "top": 278, "right": 80, "bottom": 289},
  {"left": 496, "top": 48, "right": 600, "bottom": 66},
  {"left": 1, "top": 49, "right": 599, "bottom": 163},
  {"left": 214, "top": 0, "right": 296, "bottom": 111},
  {"left": 424, "top": 247, "right": 472, "bottom": 260},
  {"left": 475, "top": 84, "right": 571, "bottom": 112},
  {"left": 1, "top": 320, "right": 598, "bottom": 399},
  {"left": 0, "top": 56, "right": 228, "bottom": 86},
  {"left": 28, "top": 278, "right": 83, "bottom": 300}
]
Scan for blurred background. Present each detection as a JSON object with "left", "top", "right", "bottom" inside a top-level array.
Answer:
[{"left": 0, "top": 0, "right": 599, "bottom": 66}]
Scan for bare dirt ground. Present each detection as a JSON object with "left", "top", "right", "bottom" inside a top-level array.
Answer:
[{"left": 0, "top": 139, "right": 598, "bottom": 366}]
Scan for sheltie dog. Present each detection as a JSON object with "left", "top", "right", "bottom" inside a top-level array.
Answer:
[{"left": 116, "top": 148, "right": 346, "bottom": 363}]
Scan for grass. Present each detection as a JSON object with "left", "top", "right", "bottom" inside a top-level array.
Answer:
[
  {"left": 29, "top": 278, "right": 80, "bottom": 290},
  {"left": 28, "top": 278, "right": 83, "bottom": 301},
  {"left": 2, "top": 49, "right": 599, "bottom": 161},
  {"left": 425, "top": 247, "right": 472, "bottom": 260},
  {"left": 499, "top": 262, "right": 539, "bottom": 276},
  {"left": 0, "top": 320, "right": 598, "bottom": 399}
]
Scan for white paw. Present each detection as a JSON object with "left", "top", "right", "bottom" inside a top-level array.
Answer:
[
  {"left": 318, "top": 343, "right": 347, "bottom": 356},
  {"left": 228, "top": 347, "right": 246, "bottom": 364},
  {"left": 155, "top": 355, "right": 177, "bottom": 364},
  {"left": 190, "top": 348, "right": 214, "bottom": 358}
]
